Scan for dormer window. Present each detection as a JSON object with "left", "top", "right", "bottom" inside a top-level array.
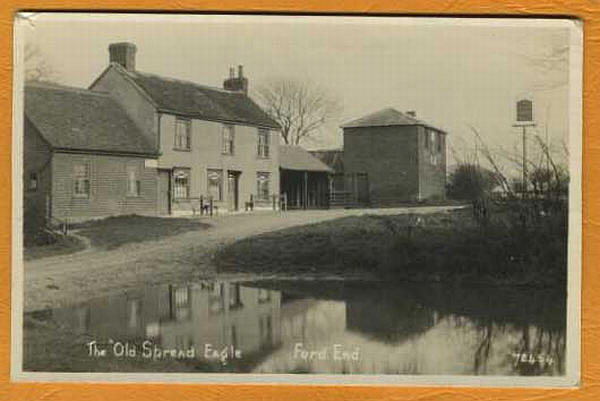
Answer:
[{"left": 174, "top": 118, "right": 191, "bottom": 151}]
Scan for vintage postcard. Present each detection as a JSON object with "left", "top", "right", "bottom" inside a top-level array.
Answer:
[{"left": 11, "top": 13, "right": 582, "bottom": 386}]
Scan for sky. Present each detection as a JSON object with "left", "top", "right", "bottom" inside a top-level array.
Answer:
[{"left": 19, "top": 14, "right": 578, "bottom": 173}]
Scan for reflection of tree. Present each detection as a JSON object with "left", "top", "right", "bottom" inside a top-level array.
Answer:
[{"left": 473, "top": 321, "right": 493, "bottom": 374}]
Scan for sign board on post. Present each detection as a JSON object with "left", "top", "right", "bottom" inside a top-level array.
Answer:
[{"left": 516, "top": 99, "right": 533, "bottom": 122}]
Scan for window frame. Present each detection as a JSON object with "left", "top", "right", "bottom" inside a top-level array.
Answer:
[
  {"left": 207, "top": 168, "right": 223, "bottom": 201},
  {"left": 256, "top": 172, "right": 271, "bottom": 202},
  {"left": 73, "top": 161, "right": 91, "bottom": 199},
  {"left": 221, "top": 124, "right": 235, "bottom": 155},
  {"left": 126, "top": 165, "right": 141, "bottom": 197},
  {"left": 257, "top": 129, "right": 270, "bottom": 159},
  {"left": 172, "top": 167, "right": 191, "bottom": 200},
  {"left": 28, "top": 172, "right": 38, "bottom": 192},
  {"left": 174, "top": 118, "right": 191, "bottom": 151}
]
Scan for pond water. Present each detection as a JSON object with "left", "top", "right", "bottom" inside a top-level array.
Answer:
[{"left": 23, "top": 279, "right": 566, "bottom": 376}]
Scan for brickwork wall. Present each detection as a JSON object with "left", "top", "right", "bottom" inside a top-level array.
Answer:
[
  {"left": 343, "top": 125, "right": 420, "bottom": 204},
  {"left": 417, "top": 126, "right": 447, "bottom": 200}
]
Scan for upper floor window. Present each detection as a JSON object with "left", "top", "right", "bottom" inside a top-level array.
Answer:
[
  {"left": 257, "top": 129, "right": 270, "bottom": 158},
  {"left": 174, "top": 118, "right": 191, "bottom": 151},
  {"left": 73, "top": 162, "right": 90, "bottom": 198},
  {"left": 437, "top": 132, "right": 442, "bottom": 153},
  {"left": 222, "top": 125, "right": 235, "bottom": 155},
  {"left": 126, "top": 165, "right": 141, "bottom": 197},
  {"left": 173, "top": 168, "right": 190, "bottom": 199}
]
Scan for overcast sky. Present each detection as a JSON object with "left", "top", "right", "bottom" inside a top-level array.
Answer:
[{"left": 20, "top": 14, "right": 578, "bottom": 172}]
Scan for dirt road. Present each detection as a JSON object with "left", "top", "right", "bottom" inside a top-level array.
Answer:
[{"left": 22, "top": 206, "right": 462, "bottom": 312}]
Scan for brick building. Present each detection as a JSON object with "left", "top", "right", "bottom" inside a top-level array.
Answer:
[
  {"left": 338, "top": 107, "right": 447, "bottom": 204},
  {"left": 90, "top": 42, "right": 281, "bottom": 215},
  {"left": 23, "top": 82, "right": 159, "bottom": 233}
]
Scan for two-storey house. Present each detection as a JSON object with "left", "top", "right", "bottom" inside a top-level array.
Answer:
[{"left": 90, "top": 42, "right": 281, "bottom": 215}]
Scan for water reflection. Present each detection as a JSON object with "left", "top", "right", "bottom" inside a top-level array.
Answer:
[{"left": 23, "top": 280, "right": 565, "bottom": 376}]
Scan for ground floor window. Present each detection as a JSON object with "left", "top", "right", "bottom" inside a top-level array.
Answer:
[
  {"left": 173, "top": 168, "right": 190, "bottom": 199},
  {"left": 28, "top": 172, "right": 38, "bottom": 191},
  {"left": 256, "top": 172, "right": 271, "bottom": 202},
  {"left": 126, "top": 165, "right": 141, "bottom": 196},
  {"left": 207, "top": 169, "right": 223, "bottom": 201},
  {"left": 73, "top": 162, "right": 90, "bottom": 198}
]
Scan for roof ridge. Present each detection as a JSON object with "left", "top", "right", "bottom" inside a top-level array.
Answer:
[
  {"left": 128, "top": 69, "right": 240, "bottom": 95},
  {"left": 26, "top": 81, "right": 112, "bottom": 97}
]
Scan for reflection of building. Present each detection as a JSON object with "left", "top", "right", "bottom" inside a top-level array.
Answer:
[
  {"left": 50, "top": 281, "right": 283, "bottom": 370},
  {"left": 157, "top": 281, "right": 281, "bottom": 357}
]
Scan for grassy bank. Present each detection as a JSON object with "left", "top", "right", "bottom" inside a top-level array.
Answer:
[
  {"left": 216, "top": 205, "right": 567, "bottom": 286},
  {"left": 73, "top": 215, "right": 210, "bottom": 250},
  {"left": 25, "top": 215, "right": 211, "bottom": 259}
]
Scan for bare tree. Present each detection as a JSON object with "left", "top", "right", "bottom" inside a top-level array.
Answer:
[
  {"left": 254, "top": 78, "right": 341, "bottom": 146},
  {"left": 24, "top": 44, "right": 58, "bottom": 82}
]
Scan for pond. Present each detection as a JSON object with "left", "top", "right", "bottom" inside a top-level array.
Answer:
[{"left": 22, "top": 279, "right": 566, "bottom": 376}]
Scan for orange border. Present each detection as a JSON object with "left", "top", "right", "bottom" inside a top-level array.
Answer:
[{"left": 0, "top": 1, "right": 597, "bottom": 400}]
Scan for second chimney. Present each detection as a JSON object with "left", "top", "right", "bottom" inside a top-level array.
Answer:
[
  {"left": 109, "top": 42, "right": 137, "bottom": 72},
  {"left": 223, "top": 65, "right": 249, "bottom": 95},
  {"left": 406, "top": 110, "right": 417, "bottom": 118}
]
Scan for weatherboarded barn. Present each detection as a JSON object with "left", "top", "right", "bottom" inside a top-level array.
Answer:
[
  {"left": 341, "top": 108, "right": 447, "bottom": 204},
  {"left": 24, "top": 82, "right": 159, "bottom": 232},
  {"left": 279, "top": 146, "right": 332, "bottom": 209}
]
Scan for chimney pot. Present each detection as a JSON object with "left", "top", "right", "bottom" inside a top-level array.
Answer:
[
  {"left": 229, "top": 67, "right": 235, "bottom": 78},
  {"left": 238, "top": 65, "right": 244, "bottom": 78},
  {"left": 108, "top": 42, "right": 137, "bottom": 72}
]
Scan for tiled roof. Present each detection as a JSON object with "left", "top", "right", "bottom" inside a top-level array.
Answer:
[
  {"left": 25, "top": 82, "right": 157, "bottom": 155},
  {"left": 280, "top": 146, "right": 333, "bottom": 172},
  {"left": 309, "top": 149, "right": 345, "bottom": 174},
  {"left": 122, "top": 68, "right": 280, "bottom": 129},
  {"left": 341, "top": 107, "right": 445, "bottom": 132}
]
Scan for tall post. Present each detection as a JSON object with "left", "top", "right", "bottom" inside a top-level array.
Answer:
[
  {"left": 522, "top": 125, "right": 527, "bottom": 199},
  {"left": 303, "top": 171, "right": 308, "bottom": 210}
]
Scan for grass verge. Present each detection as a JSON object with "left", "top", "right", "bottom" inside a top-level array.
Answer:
[
  {"left": 73, "top": 215, "right": 211, "bottom": 250},
  {"left": 24, "top": 235, "right": 87, "bottom": 261}
]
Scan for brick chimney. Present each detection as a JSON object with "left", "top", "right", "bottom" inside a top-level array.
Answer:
[
  {"left": 109, "top": 42, "right": 137, "bottom": 72},
  {"left": 406, "top": 110, "right": 416, "bottom": 118},
  {"left": 223, "top": 65, "right": 248, "bottom": 95}
]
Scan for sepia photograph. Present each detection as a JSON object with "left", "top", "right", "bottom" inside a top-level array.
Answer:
[{"left": 11, "top": 13, "right": 581, "bottom": 386}]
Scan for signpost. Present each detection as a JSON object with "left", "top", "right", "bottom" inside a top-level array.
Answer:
[{"left": 513, "top": 99, "right": 536, "bottom": 198}]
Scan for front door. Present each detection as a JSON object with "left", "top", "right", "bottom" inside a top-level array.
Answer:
[
  {"left": 227, "top": 171, "right": 240, "bottom": 211},
  {"left": 158, "top": 169, "right": 171, "bottom": 215}
]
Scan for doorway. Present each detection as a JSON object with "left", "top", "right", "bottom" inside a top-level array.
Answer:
[
  {"left": 227, "top": 171, "right": 241, "bottom": 211},
  {"left": 158, "top": 169, "right": 171, "bottom": 215}
]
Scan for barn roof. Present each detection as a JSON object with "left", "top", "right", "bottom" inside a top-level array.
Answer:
[
  {"left": 309, "top": 149, "right": 345, "bottom": 174},
  {"left": 341, "top": 107, "right": 446, "bottom": 132},
  {"left": 25, "top": 82, "right": 157, "bottom": 156},
  {"left": 280, "top": 146, "right": 333, "bottom": 172},
  {"left": 114, "top": 65, "right": 280, "bottom": 129}
]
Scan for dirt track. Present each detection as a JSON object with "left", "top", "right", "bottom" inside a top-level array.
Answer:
[{"left": 22, "top": 206, "right": 462, "bottom": 312}]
